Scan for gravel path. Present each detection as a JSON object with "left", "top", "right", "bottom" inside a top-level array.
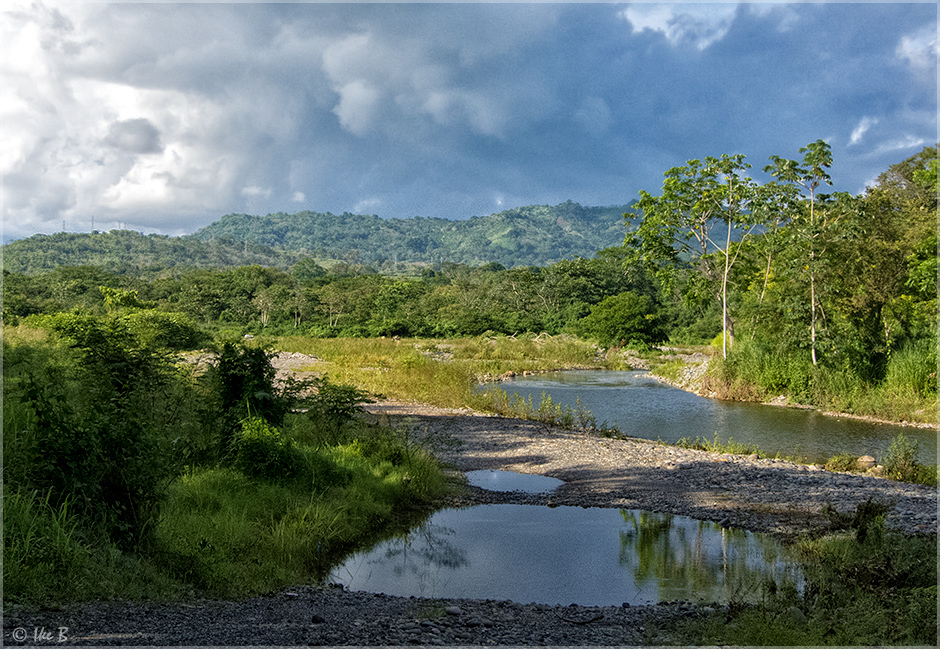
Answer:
[{"left": 5, "top": 387, "right": 936, "bottom": 646}]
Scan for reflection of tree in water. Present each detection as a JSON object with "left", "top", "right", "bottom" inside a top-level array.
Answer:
[
  {"left": 373, "top": 520, "right": 469, "bottom": 576},
  {"left": 618, "top": 510, "right": 799, "bottom": 602}
]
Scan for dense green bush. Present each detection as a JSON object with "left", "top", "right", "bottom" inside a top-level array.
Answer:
[
  {"left": 578, "top": 291, "right": 666, "bottom": 347},
  {"left": 122, "top": 310, "right": 208, "bottom": 351},
  {"left": 232, "top": 417, "right": 307, "bottom": 482}
]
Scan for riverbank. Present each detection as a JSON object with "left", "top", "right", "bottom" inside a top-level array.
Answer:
[
  {"left": 637, "top": 348, "right": 937, "bottom": 431},
  {"left": 5, "top": 400, "right": 936, "bottom": 646}
]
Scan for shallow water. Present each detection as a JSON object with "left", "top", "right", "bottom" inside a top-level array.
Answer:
[
  {"left": 330, "top": 504, "right": 802, "bottom": 606},
  {"left": 465, "top": 469, "right": 564, "bottom": 493},
  {"left": 482, "top": 370, "right": 936, "bottom": 464}
]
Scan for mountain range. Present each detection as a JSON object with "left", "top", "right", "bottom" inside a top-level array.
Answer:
[{"left": 3, "top": 201, "right": 636, "bottom": 276}]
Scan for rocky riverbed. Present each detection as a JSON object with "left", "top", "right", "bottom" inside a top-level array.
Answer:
[{"left": 5, "top": 390, "right": 936, "bottom": 646}]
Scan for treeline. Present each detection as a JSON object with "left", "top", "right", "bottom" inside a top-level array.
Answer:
[
  {"left": 630, "top": 143, "right": 936, "bottom": 417},
  {"left": 191, "top": 201, "right": 634, "bottom": 268},
  {"left": 1, "top": 230, "right": 303, "bottom": 277},
  {"left": 1, "top": 201, "right": 633, "bottom": 276},
  {"left": 2, "top": 247, "right": 668, "bottom": 346}
]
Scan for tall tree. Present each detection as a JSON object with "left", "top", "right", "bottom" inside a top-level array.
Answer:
[
  {"left": 764, "top": 140, "right": 833, "bottom": 365},
  {"left": 626, "top": 154, "right": 774, "bottom": 357}
]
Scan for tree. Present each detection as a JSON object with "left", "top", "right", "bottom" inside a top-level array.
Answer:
[
  {"left": 627, "top": 154, "right": 775, "bottom": 357},
  {"left": 578, "top": 291, "right": 665, "bottom": 347},
  {"left": 764, "top": 140, "right": 834, "bottom": 365}
]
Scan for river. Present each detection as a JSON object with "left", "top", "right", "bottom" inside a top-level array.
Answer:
[{"left": 480, "top": 370, "right": 937, "bottom": 465}]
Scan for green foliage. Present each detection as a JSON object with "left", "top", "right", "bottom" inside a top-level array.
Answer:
[
  {"left": 122, "top": 310, "right": 208, "bottom": 350},
  {"left": 3, "top": 202, "right": 634, "bottom": 275},
  {"left": 674, "top": 432, "right": 760, "bottom": 456},
  {"left": 206, "top": 343, "right": 285, "bottom": 450},
  {"left": 9, "top": 313, "right": 178, "bottom": 550},
  {"left": 668, "top": 499, "right": 937, "bottom": 646},
  {"left": 578, "top": 291, "right": 666, "bottom": 346},
  {"left": 2, "top": 486, "right": 183, "bottom": 606},
  {"left": 823, "top": 453, "right": 860, "bottom": 473},
  {"left": 232, "top": 417, "right": 307, "bottom": 482},
  {"left": 881, "top": 433, "right": 935, "bottom": 485},
  {"left": 4, "top": 323, "right": 450, "bottom": 606}
]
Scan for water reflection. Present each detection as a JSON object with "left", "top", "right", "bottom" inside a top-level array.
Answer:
[
  {"left": 465, "top": 469, "right": 564, "bottom": 493},
  {"left": 618, "top": 511, "right": 799, "bottom": 603},
  {"left": 331, "top": 505, "right": 801, "bottom": 606}
]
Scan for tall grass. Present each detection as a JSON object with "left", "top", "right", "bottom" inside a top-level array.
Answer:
[
  {"left": 660, "top": 502, "right": 938, "bottom": 646},
  {"left": 155, "top": 415, "right": 448, "bottom": 597},
  {"left": 708, "top": 338, "right": 937, "bottom": 425},
  {"left": 272, "top": 334, "right": 606, "bottom": 410}
]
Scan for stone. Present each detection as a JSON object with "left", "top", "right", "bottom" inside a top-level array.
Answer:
[
  {"left": 444, "top": 606, "right": 463, "bottom": 616},
  {"left": 856, "top": 455, "right": 876, "bottom": 470},
  {"left": 774, "top": 605, "right": 807, "bottom": 628}
]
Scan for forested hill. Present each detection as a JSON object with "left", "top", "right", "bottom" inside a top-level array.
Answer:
[
  {"left": 3, "top": 201, "right": 636, "bottom": 275},
  {"left": 1, "top": 230, "right": 303, "bottom": 277},
  {"left": 191, "top": 201, "right": 635, "bottom": 268}
]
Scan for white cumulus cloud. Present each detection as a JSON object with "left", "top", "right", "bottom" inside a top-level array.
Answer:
[
  {"left": 896, "top": 24, "right": 938, "bottom": 70},
  {"left": 619, "top": 3, "right": 739, "bottom": 50}
]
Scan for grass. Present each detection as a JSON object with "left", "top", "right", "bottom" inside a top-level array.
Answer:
[
  {"left": 2, "top": 326, "right": 454, "bottom": 608},
  {"left": 674, "top": 432, "right": 761, "bottom": 456},
  {"left": 706, "top": 337, "right": 937, "bottom": 425},
  {"left": 270, "top": 334, "right": 607, "bottom": 410}
]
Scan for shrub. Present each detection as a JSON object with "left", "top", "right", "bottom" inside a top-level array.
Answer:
[
  {"left": 122, "top": 310, "right": 208, "bottom": 351},
  {"left": 232, "top": 417, "right": 306, "bottom": 482},
  {"left": 578, "top": 291, "right": 666, "bottom": 347},
  {"left": 882, "top": 433, "right": 923, "bottom": 483}
]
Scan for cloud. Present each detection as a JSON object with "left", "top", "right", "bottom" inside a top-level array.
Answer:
[
  {"left": 241, "top": 186, "right": 272, "bottom": 198},
  {"left": 849, "top": 117, "right": 878, "bottom": 146},
  {"left": 1, "top": 2, "right": 935, "bottom": 242},
  {"left": 896, "top": 24, "right": 938, "bottom": 70},
  {"left": 104, "top": 118, "right": 163, "bottom": 154},
  {"left": 619, "top": 3, "right": 739, "bottom": 50},
  {"left": 332, "top": 80, "right": 381, "bottom": 137}
]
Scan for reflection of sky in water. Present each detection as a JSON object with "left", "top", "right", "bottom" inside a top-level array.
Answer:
[
  {"left": 331, "top": 505, "right": 802, "bottom": 606},
  {"left": 479, "top": 370, "right": 936, "bottom": 464},
  {"left": 465, "top": 469, "right": 564, "bottom": 493}
]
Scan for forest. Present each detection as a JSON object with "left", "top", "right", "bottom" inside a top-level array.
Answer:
[
  {"left": 3, "top": 144, "right": 937, "bottom": 645},
  {"left": 1, "top": 201, "right": 633, "bottom": 274}
]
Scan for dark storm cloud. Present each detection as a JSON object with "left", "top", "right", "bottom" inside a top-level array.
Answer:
[{"left": 2, "top": 2, "right": 935, "bottom": 240}]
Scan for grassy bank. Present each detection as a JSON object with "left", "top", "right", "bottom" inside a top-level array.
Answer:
[
  {"left": 3, "top": 323, "right": 451, "bottom": 607},
  {"left": 271, "top": 333, "right": 608, "bottom": 409},
  {"left": 700, "top": 338, "right": 937, "bottom": 426}
]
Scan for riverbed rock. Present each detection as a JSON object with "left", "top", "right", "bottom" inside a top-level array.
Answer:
[{"left": 856, "top": 455, "right": 876, "bottom": 470}]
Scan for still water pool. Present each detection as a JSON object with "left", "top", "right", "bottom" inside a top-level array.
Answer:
[
  {"left": 481, "top": 370, "right": 936, "bottom": 465},
  {"left": 331, "top": 505, "right": 801, "bottom": 607}
]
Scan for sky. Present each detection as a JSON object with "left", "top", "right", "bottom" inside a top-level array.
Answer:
[{"left": 1, "top": 2, "right": 937, "bottom": 242}]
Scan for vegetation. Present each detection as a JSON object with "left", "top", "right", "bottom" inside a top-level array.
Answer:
[
  {"left": 2, "top": 201, "right": 633, "bottom": 275},
  {"left": 3, "top": 320, "right": 450, "bottom": 606},
  {"left": 658, "top": 501, "right": 937, "bottom": 646}
]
